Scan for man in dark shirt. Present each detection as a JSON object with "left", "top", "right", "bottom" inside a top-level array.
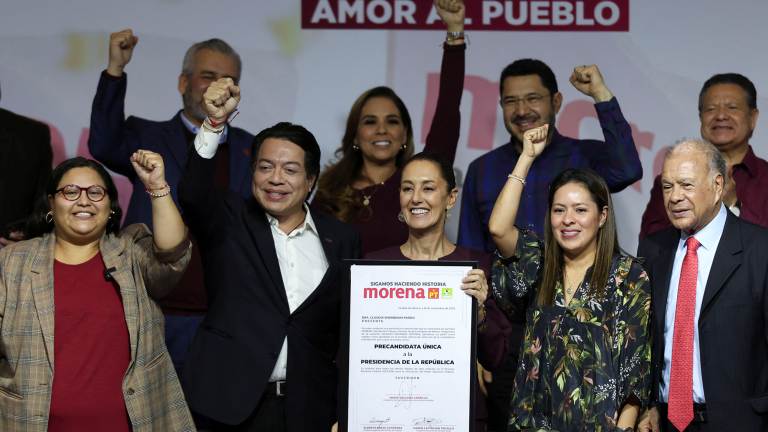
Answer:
[
  {"left": 0, "top": 81, "right": 52, "bottom": 248},
  {"left": 86, "top": 30, "right": 255, "bottom": 382},
  {"left": 457, "top": 60, "right": 643, "bottom": 431},
  {"left": 640, "top": 73, "right": 768, "bottom": 239}
]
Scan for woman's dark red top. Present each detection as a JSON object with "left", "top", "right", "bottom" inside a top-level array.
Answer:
[{"left": 48, "top": 253, "right": 131, "bottom": 432}]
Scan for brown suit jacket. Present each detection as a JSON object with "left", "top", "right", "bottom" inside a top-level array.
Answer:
[{"left": 0, "top": 224, "right": 195, "bottom": 431}]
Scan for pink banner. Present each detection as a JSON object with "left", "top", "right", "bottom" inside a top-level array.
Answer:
[{"left": 302, "top": 0, "right": 629, "bottom": 31}]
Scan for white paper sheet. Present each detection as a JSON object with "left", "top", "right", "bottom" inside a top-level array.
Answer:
[{"left": 347, "top": 264, "right": 475, "bottom": 432}]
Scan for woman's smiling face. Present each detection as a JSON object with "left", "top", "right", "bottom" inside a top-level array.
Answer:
[{"left": 550, "top": 182, "right": 606, "bottom": 259}]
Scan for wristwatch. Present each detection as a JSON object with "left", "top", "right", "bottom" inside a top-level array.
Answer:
[{"left": 615, "top": 427, "right": 634, "bottom": 432}]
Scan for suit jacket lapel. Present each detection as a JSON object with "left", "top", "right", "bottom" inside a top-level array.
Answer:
[
  {"left": 29, "top": 233, "right": 57, "bottom": 369},
  {"left": 646, "top": 234, "right": 678, "bottom": 402},
  {"left": 160, "top": 112, "right": 189, "bottom": 170},
  {"left": 100, "top": 233, "right": 140, "bottom": 364},
  {"left": 245, "top": 197, "right": 289, "bottom": 307},
  {"left": 700, "top": 212, "right": 742, "bottom": 312},
  {"left": 293, "top": 208, "right": 338, "bottom": 315},
  {"left": 653, "top": 248, "right": 676, "bottom": 338}
]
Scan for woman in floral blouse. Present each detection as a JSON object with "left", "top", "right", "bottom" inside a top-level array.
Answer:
[{"left": 487, "top": 125, "right": 651, "bottom": 432}]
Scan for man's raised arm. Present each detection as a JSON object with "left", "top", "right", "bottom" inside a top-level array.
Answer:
[
  {"left": 88, "top": 29, "right": 141, "bottom": 178},
  {"left": 177, "top": 78, "right": 242, "bottom": 249}
]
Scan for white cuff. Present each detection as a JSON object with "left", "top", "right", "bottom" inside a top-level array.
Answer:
[{"left": 194, "top": 128, "right": 221, "bottom": 159}]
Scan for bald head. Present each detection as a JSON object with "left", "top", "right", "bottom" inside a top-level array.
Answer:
[{"left": 661, "top": 138, "right": 725, "bottom": 235}]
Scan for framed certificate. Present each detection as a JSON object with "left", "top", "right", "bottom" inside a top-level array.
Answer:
[{"left": 339, "top": 260, "right": 478, "bottom": 432}]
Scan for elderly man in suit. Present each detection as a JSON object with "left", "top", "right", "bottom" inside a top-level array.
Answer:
[
  {"left": 178, "top": 78, "right": 361, "bottom": 432},
  {"left": 87, "top": 30, "right": 255, "bottom": 380},
  {"left": 637, "top": 138, "right": 768, "bottom": 431}
]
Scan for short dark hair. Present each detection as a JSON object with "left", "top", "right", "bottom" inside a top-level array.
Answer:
[
  {"left": 698, "top": 73, "right": 757, "bottom": 112},
  {"left": 26, "top": 157, "right": 122, "bottom": 239},
  {"left": 499, "top": 59, "right": 559, "bottom": 97},
  {"left": 404, "top": 151, "right": 456, "bottom": 193},
  {"left": 250, "top": 122, "right": 322, "bottom": 197}
]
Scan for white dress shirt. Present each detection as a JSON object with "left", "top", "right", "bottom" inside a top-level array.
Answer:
[
  {"left": 660, "top": 203, "right": 727, "bottom": 403},
  {"left": 180, "top": 112, "right": 228, "bottom": 143},
  {"left": 194, "top": 127, "right": 329, "bottom": 382}
]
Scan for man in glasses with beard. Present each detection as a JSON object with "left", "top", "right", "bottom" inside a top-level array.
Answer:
[
  {"left": 86, "top": 30, "right": 255, "bottom": 416},
  {"left": 457, "top": 60, "right": 643, "bottom": 432}
]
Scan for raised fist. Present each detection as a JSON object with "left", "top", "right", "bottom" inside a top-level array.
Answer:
[
  {"left": 569, "top": 65, "right": 613, "bottom": 103},
  {"left": 522, "top": 124, "right": 548, "bottom": 159},
  {"left": 434, "top": 0, "right": 466, "bottom": 32},
  {"left": 131, "top": 150, "right": 167, "bottom": 191},
  {"left": 107, "top": 29, "right": 138, "bottom": 77},
  {"left": 203, "top": 78, "right": 241, "bottom": 124}
]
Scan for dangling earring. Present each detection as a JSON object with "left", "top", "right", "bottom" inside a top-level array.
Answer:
[
  {"left": 445, "top": 211, "right": 452, "bottom": 222},
  {"left": 109, "top": 210, "right": 115, "bottom": 219},
  {"left": 398, "top": 211, "right": 406, "bottom": 222},
  {"left": 45, "top": 212, "right": 53, "bottom": 223}
]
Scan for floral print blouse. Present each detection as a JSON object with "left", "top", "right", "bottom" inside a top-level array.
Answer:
[{"left": 492, "top": 229, "right": 652, "bottom": 431}]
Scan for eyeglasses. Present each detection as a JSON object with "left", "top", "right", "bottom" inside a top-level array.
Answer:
[
  {"left": 55, "top": 184, "right": 108, "bottom": 202},
  {"left": 502, "top": 93, "right": 552, "bottom": 111}
]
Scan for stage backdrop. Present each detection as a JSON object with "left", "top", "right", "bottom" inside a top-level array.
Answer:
[{"left": 2, "top": 0, "right": 768, "bottom": 253}]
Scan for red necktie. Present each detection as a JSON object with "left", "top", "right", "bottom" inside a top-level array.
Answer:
[{"left": 669, "top": 236, "right": 701, "bottom": 431}]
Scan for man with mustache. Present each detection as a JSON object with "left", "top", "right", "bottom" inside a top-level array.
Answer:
[
  {"left": 457, "top": 60, "right": 642, "bottom": 432},
  {"left": 86, "top": 30, "right": 255, "bottom": 402},
  {"left": 640, "top": 73, "right": 768, "bottom": 239}
]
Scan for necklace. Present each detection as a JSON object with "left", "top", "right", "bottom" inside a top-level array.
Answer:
[
  {"left": 362, "top": 181, "right": 385, "bottom": 206},
  {"left": 565, "top": 270, "right": 586, "bottom": 295}
]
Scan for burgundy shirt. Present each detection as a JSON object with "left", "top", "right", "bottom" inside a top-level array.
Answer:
[
  {"left": 640, "top": 146, "right": 768, "bottom": 239},
  {"left": 364, "top": 245, "right": 510, "bottom": 427},
  {"left": 49, "top": 254, "right": 131, "bottom": 432},
  {"left": 311, "top": 43, "right": 465, "bottom": 256}
]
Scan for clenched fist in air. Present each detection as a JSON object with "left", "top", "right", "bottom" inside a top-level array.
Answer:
[
  {"left": 107, "top": 29, "right": 138, "bottom": 77},
  {"left": 569, "top": 65, "right": 613, "bottom": 103}
]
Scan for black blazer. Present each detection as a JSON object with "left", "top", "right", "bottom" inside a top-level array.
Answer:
[
  {"left": 0, "top": 108, "right": 51, "bottom": 231},
  {"left": 637, "top": 210, "right": 768, "bottom": 431},
  {"left": 177, "top": 145, "right": 362, "bottom": 430}
]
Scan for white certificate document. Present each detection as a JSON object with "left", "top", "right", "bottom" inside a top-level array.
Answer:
[{"left": 345, "top": 263, "right": 475, "bottom": 432}]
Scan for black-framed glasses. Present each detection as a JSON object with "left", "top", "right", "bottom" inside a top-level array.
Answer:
[
  {"left": 55, "top": 184, "right": 108, "bottom": 202},
  {"left": 502, "top": 93, "right": 552, "bottom": 111}
]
